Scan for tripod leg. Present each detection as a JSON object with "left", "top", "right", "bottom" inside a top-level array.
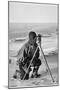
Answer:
[{"left": 40, "top": 46, "right": 54, "bottom": 82}]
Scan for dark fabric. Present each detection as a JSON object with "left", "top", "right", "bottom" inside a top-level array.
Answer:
[
  {"left": 23, "top": 42, "right": 40, "bottom": 67},
  {"left": 19, "top": 61, "right": 31, "bottom": 80},
  {"left": 18, "top": 42, "right": 42, "bottom": 80},
  {"left": 32, "top": 59, "right": 41, "bottom": 67}
]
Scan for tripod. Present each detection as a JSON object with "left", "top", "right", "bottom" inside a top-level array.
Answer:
[
  {"left": 38, "top": 34, "right": 54, "bottom": 82},
  {"left": 39, "top": 44, "right": 54, "bottom": 82},
  {"left": 23, "top": 35, "right": 54, "bottom": 82}
]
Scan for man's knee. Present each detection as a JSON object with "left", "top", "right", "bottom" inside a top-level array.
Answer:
[{"left": 38, "top": 59, "right": 41, "bottom": 66}]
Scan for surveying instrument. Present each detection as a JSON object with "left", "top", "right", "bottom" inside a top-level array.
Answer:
[{"left": 23, "top": 34, "right": 55, "bottom": 82}]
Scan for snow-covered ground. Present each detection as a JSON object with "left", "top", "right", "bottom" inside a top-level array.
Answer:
[{"left": 9, "top": 54, "right": 58, "bottom": 88}]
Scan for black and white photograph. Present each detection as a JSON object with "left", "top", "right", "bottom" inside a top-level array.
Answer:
[{"left": 8, "top": 1, "right": 59, "bottom": 88}]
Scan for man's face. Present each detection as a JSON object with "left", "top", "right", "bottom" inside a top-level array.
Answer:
[{"left": 29, "top": 35, "right": 36, "bottom": 45}]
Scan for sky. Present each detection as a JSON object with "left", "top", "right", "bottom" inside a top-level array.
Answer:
[{"left": 9, "top": 2, "right": 58, "bottom": 23}]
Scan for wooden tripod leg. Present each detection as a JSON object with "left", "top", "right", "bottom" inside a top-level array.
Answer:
[{"left": 40, "top": 46, "right": 54, "bottom": 82}]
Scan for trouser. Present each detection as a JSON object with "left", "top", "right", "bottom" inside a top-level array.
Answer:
[
  {"left": 19, "top": 58, "right": 41, "bottom": 80},
  {"left": 19, "top": 61, "right": 31, "bottom": 80},
  {"left": 32, "top": 59, "right": 42, "bottom": 76}
]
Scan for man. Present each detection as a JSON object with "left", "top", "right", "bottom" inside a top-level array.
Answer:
[{"left": 13, "top": 31, "right": 42, "bottom": 80}]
